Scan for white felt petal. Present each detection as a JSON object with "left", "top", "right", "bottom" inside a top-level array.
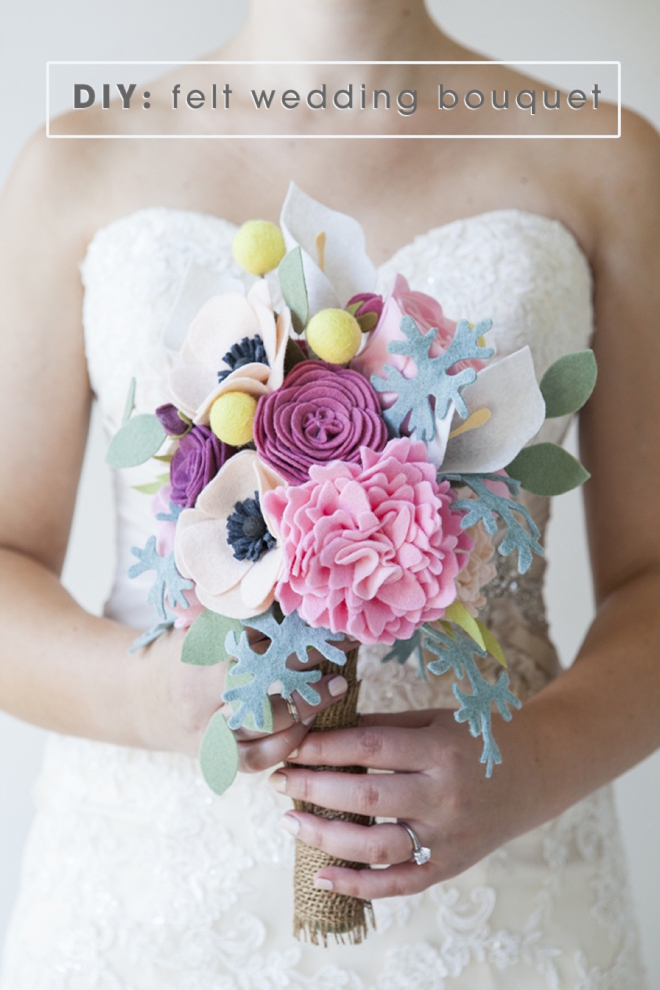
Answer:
[
  {"left": 169, "top": 365, "right": 217, "bottom": 418},
  {"left": 440, "top": 347, "right": 546, "bottom": 475},
  {"left": 175, "top": 514, "right": 250, "bottom": 595},
  {"left": 240, "top": 547, "right": 284, "bottom": 609},
  {"left": 267, "top": 308, "right": 291, "bottom": 391},
  {"left": 193, "top": 372, "right": 270, "bottom": 426},
  {"left": 300, "top": 250, "right": 340, "bottom": 317},
  {"left": 196, "top": 450, "right": 261, "bottom": 518},
  {"left": 195, "top": 581, "right": 270, "bottom": 621},
  {"left": 162, "top": 261, "right": 249, "bottom": 353},
  {"left": 187, "top": 294, "right": 262, "bottom": 370},
  {"left": 422, "top": 404, "right": 455, "bottom": 469},
  {"left": 280, "top": 182, "right": 377, "bottom": 306}
]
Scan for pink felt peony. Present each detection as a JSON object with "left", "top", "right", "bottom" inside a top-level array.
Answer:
[
  {"left": 351, "top": 274, "right": 484, "bottom": 406},
  {"left": 262, "top": 438, "right": 472, "bottom": 645}
]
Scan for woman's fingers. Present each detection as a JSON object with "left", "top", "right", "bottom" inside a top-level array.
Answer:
[
  {"left": 289, "top": 723, "right": 434, "bottom": 771},
  {"left": 238, "top": 721, "right": 311, "bottom": 773},
  {"left": 231, "top": 673, "right": 348, "bottom": 741},
  {"left": 312, "top": 862, "right": 437, "bottom": 900},
  {"left": 279, "top": 811, "right": 423, "bottom": 866},
  {"left": 269, "top": 766, "right": 424, "bottom": 819}
]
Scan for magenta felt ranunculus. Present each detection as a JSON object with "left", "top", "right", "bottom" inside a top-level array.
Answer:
[
  {"left": 253, "top": 360, "right": 388, "bottom": 485},
  {"left": 262, "top": 437, "right": 472, "bottom": 645},
  {"left": 170, "top": 425, "right": 234, "bottom": 509}
]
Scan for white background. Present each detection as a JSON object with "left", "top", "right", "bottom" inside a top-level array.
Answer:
[{"left": 1, "top": 0, "right": 659, "bottom": 982}]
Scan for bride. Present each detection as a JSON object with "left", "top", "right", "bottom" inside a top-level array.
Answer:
[{"left": 1, "top": 0, "right": 658, "bottom": 986}]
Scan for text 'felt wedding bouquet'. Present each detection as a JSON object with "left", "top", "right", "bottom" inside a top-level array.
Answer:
[{"left": 107, "top": 184, "right": 597, "bottom": 944}]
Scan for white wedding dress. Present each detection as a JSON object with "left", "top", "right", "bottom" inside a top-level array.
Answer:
[{"left": 0, "top": 208, "right": 647, "bottom": 989}]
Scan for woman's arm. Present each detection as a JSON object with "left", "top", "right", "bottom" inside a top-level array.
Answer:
[
  {"left": 0, "top": 133, "right": 346, "bottom": 767},
  {"left": 270, "top": 111, "right": 660, "bottom": 897}
]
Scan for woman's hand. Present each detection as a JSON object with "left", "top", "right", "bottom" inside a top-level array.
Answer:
[
  {"left": 133, "top": 625, "right": 355, "bottom": 772},
  {"left": 269, "top": 708, "right": 542, "bottom": 899}
]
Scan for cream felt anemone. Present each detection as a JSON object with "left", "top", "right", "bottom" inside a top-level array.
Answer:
[
  {"left": 426, "top": 347, "right": 547, "bottom": 474},
  {"left": 279, "top": 182, "right": 377, "bottom": 317},
  {"left": 174, "top": 450, "right": 286, "bottom": 620},
  {"left": 169, "top": 279, "right": 291, "bottom": 425}
]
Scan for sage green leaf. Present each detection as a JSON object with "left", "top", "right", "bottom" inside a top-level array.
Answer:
[
  {"left": 225, "top": 661, "right": 274, "bottom": 733},
  {"left": 121, "top": 377, "right": 136, "bottom": 426},
  {"left": 199, "top": 710, "right": 239, "bottom": 795},
  {"left": 506, "top": 442, "right": 590, "bottom": 496},
  {"left": 181, "top": 610, "right": 244, "bottom": 666},
  {"left": 278, "top": 246, "right": 309, "bottom": 333},
  {"left": 132, "top": 472, "right": 170, "bottom": 495},
  {"left": 540, "top": 350, "right": 597, "bottom": 418},
  {"left": 106, "top": 414, "right": 166, "bottom": 468}
]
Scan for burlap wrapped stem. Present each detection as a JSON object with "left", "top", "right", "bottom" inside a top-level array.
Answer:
[{"left": 287, "top": 647, "right": 375, "bottom": 945}]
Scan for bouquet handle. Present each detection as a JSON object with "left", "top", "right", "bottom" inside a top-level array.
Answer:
[{"left": 288, "top": 646, "right": 375, "bottom": 945}]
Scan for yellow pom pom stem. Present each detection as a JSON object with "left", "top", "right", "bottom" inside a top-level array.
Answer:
[
  {"left": 209, "top": 392, "right": 258, "bottom": 447},
  {"left": 232, "top": 220, "right": 286, "bottom": 276},
  {"left": 306, "top": 308, "right": 362, "bottom": 365}
]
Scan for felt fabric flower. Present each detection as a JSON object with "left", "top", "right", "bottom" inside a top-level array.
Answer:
[
  {"left": 351, "top": 275, "right": 479, "bottom": 397},
  {"left": 169, "top": 425, "right": 234, "bottom": 509},
  {"left": 168, "top": 279, "right": 291, "bottom": 426},
  {"left": 455, "top": 501, "right": 497, "bottom": 617},
  {"left": 155, "top": 403, "right": 190, "bottom": 437},
  {"left": 427, "top": 347, "right": 546, "bottom": 473},
  {"left": 253, "top": 360, "right": 388, "bottom": 485},
  {"left": 262, "top": 438, "right": 472, "bottom": 645},
  {"left": 174, "top": 450, "right": 285, "bottom": 619},
  {"left": 279, "top": 182, "right": 377, "bottom": 316},
  {"left": 346, "top": 292, "right": 384, "bottom": 332},
  {"left": 153, "top": 486, "right": 205, "bottom": 629}
]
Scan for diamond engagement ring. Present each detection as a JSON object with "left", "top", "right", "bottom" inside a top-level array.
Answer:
[
  {"left": 285, "top": 695, "right": 302, "bottom": 724},
  {"left": 397, "top": 821, "right": 432, "bottom": 866}
]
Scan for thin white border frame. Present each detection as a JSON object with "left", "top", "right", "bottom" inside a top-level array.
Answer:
[{"left": 46, "top": 60, "right": 622, "bottom": 139}]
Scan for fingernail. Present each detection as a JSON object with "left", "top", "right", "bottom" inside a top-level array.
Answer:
[
  {"left": 279, "top": 813, "right": 300, "bottom": 836},
  {"left": 269, "top": 772, "right": 287, "bottom": 793},
  {"left": 314, "top": 877, "right": 334, "bottom": 891},
  {"left": 328, "top": 676, "right": 348, "bottom": 697},
  {"left": 303, "top": 714, "right": 316, "bottom": 726}
]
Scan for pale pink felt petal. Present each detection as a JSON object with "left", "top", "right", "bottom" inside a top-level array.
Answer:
[
  {"left": 378, "top": 571, "right": 426, "bottom": 611},
  {"left": 169, "top": 365, "right": 217, "bottom": 419},
  {"left": 193, "top": 373, "right": 270, "bottom": 426},
  {"left": 173, "top": 508, "right": 200, "bottom": 578},
  {"left": 196, "top": 450, "right": 261, "bottom": 519},
  {"left": 266, "top": 307, "right": 291, "bottom": 391},
  {"left": 175, "top": 514, "right": 250, "bottom": 595},
  {"left": 195, "top": 580, "right": 271, "bottom": 621},
  {"left": 187, "top": 293, "right": 262, "bottom": 369},
  {"left": 240, "top": 546, "right": 284, "bottom": 610}
]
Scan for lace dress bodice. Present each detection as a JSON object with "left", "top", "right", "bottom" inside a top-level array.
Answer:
[{"left": 0, "top": 207, "right": 646, "bottom": 990}]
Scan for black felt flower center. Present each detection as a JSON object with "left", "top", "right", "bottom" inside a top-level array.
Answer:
[
  {"left": 226, "top": 491, "right": 276, "bottom": 562},
  {"left": 218, "top": 335, "right": 269, "bottom": 382}
]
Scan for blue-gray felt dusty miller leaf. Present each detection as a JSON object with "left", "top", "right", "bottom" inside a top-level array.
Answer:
[
  {"left": 380, "top": 628, "right": 426, "bottom": 680},
  {"left": 423, "top": 624, "right": 521, "bottom": 777},
  {"left": 446, "top": 473, "right": 544, "bottom": 575},
  {"left": 222, "top": 609, "right": 346, "bottom": 732},
  {"left": 128, "top": 535, "right": 193, "bottom": 622},
  {"left": 371, "top": 316, "right": 494, "bottom": 441}
]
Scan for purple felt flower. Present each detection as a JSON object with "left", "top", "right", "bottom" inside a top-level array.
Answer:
[
  {"left": 156, "top": 403, "right": 189, "bottom": 437},
  {"left": 253, "top": 360, "right": 388, "bottom": 485},
  {"left": 170, "top": 425, "right": 234, "bottom": 508}
]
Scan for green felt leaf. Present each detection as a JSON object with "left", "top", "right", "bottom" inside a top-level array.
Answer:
[
  {"left": 106, "top": 414, "right": 166, "bottom": 469},
  {"left": 356, "top": 311, "right": 379, "bottom": 332},
  {"left": 199, "top": 710, "right": 239, "bottom": 795},
  {"left": 122, "top": 377, "right": 136, "bottom": 426},
  {"left": 181, "top": 610, "right": 244, "bottom": 666},
  {"left": 444, "top": 601, "right": 487, "bottom": 650},
  {"left": 279, "top": 246, "right": 309, "bottom": 333},
  {"left": 540, "top": 350, "right": 597, "bottom": 418},
  {"left": 506, "top": 443, "right": 590, "bottom": 496},
  {"left": 476, "top": 619, "right": 507, "bottom": 668},
  {"left": 226, "top": 661, "right": 274, "bottom": 733},
  {"left": 132, "top": 472, "right": 170, "bottom": 495}
]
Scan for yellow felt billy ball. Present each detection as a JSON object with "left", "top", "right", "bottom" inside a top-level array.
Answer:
[
  {"left": 232, "top": 220, "right": 286, "bottom": 276},
  {"left": 306, "top": 308, "right": 362, "bottom": 364},
  {"left": 209, "top": 392, "right": 258, "bottom": 447}
]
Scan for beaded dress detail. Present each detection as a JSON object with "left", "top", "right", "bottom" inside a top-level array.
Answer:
[{"left": 0, "top": 207, "right": 647, "bottom": 989}]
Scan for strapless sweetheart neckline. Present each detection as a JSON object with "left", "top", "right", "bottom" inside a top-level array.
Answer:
[{"left": 85, "top": 204, "right": 591, "bottom": 277}]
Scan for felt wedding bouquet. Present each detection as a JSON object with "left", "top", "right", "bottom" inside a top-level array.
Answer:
[{"left": 107, "top": 183, "right": 596, "bottom": 943}]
